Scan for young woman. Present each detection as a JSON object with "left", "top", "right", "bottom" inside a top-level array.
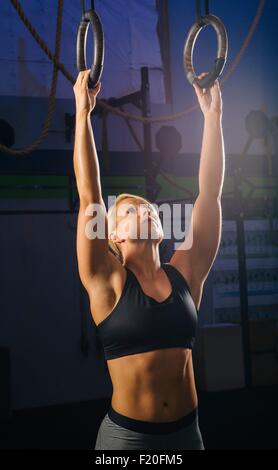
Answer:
[{"left": 73, "top": 70, "right": 225, "bottom": 450}]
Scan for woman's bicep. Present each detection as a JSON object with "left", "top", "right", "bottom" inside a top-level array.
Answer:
[
  {"left": 191, "top": 195, "right": 222, "bottom": 282},
  {"left": 76, "top": 198, "right": 114, "bottom": 290}
]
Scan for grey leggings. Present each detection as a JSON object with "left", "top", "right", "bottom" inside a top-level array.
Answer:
[{"left": 94, "top": 406, "right": 205, "bottom": 450}]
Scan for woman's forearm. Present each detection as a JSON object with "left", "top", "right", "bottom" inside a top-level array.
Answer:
[
  {"left": 73, "top": 110, "right": 102, "bottom": 202},
  {"left": 198, "top": 113, "right": 225, "bottom": 199}
]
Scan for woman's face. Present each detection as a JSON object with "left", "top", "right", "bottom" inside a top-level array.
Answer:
[{"left": 115, "top": 198, "right": 163, "bottom": 242}]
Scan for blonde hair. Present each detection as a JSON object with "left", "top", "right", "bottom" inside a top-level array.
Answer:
[{"left": 107, "top": 193, "right": 153, "bottom": 264}]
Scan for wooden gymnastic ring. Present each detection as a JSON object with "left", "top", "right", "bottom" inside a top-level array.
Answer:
[{"left": 183, "top": 14, "right": 228, "bottom": 88}]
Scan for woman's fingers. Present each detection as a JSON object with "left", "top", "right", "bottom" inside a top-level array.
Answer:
[
  {"left": 210, "top": 79, "right": 221, "bottom": 100},
  {"left": 81, "top": 70, "right": 91, "bottom": 88},
  {"left": 198, "top": 72, "right": 221, "bottom": 90},
  {"left": 94, "top": 82, "right": 101, "bottom": 95},
  {"left": 88, "top": 82, "right": 101, "bottom": 98},
  {"left": 74, "top": 69, "right": 90, "bottom": 88},
  {"left": 193, "top": 72, "right": 209, "bottom": 89},
  {"left": 93, "top": 81, "right": 101, "bottom": 91},
  {"left": 194, "top": 72, "right": 221, "bottom": 95},
  {"left": 74, "top": 69, "right": 102, "bottom": 96},
  {"left": 79, "top": 69, "right": 88, "bottom": 81}
]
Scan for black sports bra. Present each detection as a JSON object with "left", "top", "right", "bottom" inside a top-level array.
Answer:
[{"left": 95, "top": 262, "right": 198, "bottom": 360}]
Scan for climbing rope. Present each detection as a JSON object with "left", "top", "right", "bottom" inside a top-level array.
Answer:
[{"left": 0, "top": 0, "right": 63, "bottom": 155}]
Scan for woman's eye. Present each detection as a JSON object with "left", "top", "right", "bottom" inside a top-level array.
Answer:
[{"left": 127, "top": 206, "right": 136, "bottom": 214}]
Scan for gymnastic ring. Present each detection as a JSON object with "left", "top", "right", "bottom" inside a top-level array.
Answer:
[
  {"left": 183, "top": 14, "right": 228, "bottom": 89},
  {"left": 76, "top": 9, "right": 104, "bottom": 89}
]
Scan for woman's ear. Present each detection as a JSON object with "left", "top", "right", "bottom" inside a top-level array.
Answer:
[
  {"left": 108, "top": 230, "right": 116, "bottom": 241},
  {"left": 109, "top": 231, "right": 123, "bottom": 243}
]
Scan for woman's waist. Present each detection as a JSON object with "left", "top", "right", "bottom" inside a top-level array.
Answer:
[
  {"left": 111, "top": 376, "right": 198, "bottom": 422},
  {"left": 111, "top": 394, "right": 198, "bottom": 423}
]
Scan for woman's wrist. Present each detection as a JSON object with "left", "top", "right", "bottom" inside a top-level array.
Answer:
[
  {"left": 203, "top": 111, "right": 222, "bottom": 123},
  {"left": 75, "top": 108, "right": 91, "bottom": 120}
]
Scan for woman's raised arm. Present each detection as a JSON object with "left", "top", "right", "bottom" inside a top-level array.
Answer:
[{"left": 73, "top": 71, "right": 121, "bottom": 294}]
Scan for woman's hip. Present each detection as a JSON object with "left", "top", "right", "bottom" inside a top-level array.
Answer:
[{"left": 94, "top": 406, "right": 205, "bottom": 450}]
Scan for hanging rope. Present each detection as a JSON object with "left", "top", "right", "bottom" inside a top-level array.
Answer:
[{"left": 0, "top": 0, "right": 63, "bottom": 155}]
